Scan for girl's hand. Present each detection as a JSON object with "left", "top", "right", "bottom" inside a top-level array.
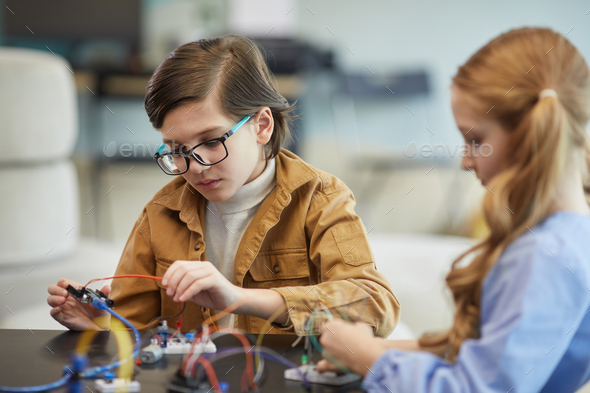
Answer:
[
  {"left": 47, "top": 278, "right": 111, "bottom": 330},
  {"left": 317, "top": 319, "right": 387, "bottom": 376},
  {"left": 162, "top": 261, "right": 241, "bottom": 311}
]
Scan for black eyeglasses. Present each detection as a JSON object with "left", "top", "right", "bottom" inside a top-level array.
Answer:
[{"left": 153, "top": 115, "right": 252, "bottom": 175}]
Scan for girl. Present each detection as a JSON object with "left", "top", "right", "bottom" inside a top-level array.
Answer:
[
  {"left": 318, "top": 27, "right": 590, "bottom": 392},
  {"left": 46, "top": 35, "right": 399, "bottom": 336}
]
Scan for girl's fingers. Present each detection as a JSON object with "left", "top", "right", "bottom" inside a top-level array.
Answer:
[{"left": 316, "top": 359, "right": 339, "bottom": 373}]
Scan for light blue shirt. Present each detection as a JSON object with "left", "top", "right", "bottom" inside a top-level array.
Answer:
[{"left": 363, "top": 211, "right": 590, "bottom": 393}]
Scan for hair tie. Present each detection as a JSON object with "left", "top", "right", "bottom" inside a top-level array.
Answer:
[{"left": 539, "top": 89, "right": 558, "bottom": 100}]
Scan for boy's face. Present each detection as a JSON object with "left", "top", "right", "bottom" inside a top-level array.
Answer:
[
  {"left": 159, "top": 96, "right": 273, "bottom": 202},
  {"left": 451, "top": 84, "right": 511, "bottom": 188}
]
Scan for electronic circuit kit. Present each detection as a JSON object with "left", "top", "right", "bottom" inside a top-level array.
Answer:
[{"left": 0, "top": 274, "right": 363, "bottom": 392}]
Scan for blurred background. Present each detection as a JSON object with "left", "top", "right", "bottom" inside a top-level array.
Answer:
[
  {"left": 1, "top": 0, "right": 589, "bottom": 357},
  {"left": 2, "top": 0, "right": 589, "bottom": 241}
]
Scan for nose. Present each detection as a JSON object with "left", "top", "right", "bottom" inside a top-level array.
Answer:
[
  {"left": 461, "top": 155, "right": 475, "bottom": 173},
  {"left": 187, "top": 156, "right": 209, "bottom": 174}
]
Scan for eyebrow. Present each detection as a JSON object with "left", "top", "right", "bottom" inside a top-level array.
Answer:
[{"left": 162, "top": 126, "right": 225, "bottom": 145}]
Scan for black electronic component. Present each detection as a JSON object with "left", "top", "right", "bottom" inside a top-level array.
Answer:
[
  {"left": 167, "top": 368, "right": 229, "bottom": 393},
  {"left": 67, "top": 284, "right": 115, "bottom": 308}
]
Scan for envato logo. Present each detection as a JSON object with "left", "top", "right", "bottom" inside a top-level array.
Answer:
[
  {"left": 103, "top": 142, "right": 164, "bottom": 158},
  {"left": 403, "top": 141, "right": 493, "bottom": 159}
]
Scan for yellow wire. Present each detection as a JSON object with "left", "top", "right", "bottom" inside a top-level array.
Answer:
[
  {"left": 74, "top": 317, "right": 134, "bottom": 381},
  {"left": 111, "top": 318, "right": 133, "bottom": 381}
]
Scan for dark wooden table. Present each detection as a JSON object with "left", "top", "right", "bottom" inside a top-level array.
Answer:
[{"left": 0, "top": 329, "right": 364, "bottom": 392}]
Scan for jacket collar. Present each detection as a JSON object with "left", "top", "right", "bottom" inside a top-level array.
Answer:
[{"left": 274, "top": 149, "right": 319, "bottom": 204}]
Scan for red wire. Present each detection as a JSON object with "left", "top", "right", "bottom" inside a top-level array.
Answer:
[
  {"left": 84, "top": 275, "right": 163, "bottom": 288},
  {"left": 185, "top": 326, "right": 256, "bottom": 391},
  {"left": 178, "top": 302, "right": 183, "bottom": 330}
]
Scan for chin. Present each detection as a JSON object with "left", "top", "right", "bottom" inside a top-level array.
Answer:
[
  {"left": 200, "top": 187, "right": 235, "bottom": 203},
  {"left": 200, "top": 191, "right": 226, "bottom": 203}
]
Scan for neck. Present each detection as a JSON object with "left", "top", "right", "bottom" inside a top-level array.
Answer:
[
  {"left": 549, "top": 153, "right": 590, "bottom": 215},
  {"left": 244, "top": 148, "right": 268, "bottom": 185}
]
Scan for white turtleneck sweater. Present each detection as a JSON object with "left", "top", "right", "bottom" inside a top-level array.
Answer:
[{"left": 205, "top": 158, "right": 277, "bottom": 326}]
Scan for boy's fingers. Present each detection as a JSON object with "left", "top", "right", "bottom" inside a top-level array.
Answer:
[
  {"left": 174, "top": 268, "right": 212, "bottom": 301},
  {"left": 47, "top": 295, "right": 66, "bottom": 307},
  {"left": 100, "top": 284, "right": 111, "bottom": 297},
  {"left": 49, "top": 307, "right": 62, "bottom": 317},
  {"left": 57, "top": 278, "right": 73, "bottom": 288},
  {"left": 57, "top": 278, "right": 83, "bottom": 290},
  {"left": 49, "top": 307, "right": 66, "bottom": 324},
  {"left": 360, "top": 322, "right": 374, "bottom": 335},
  {"left": 48, "top": 284, "right": 68, "bottom": 297},
  {"left": 162, "top": 261, "right": 186, "bottom": 288},
  {"left": 177, "top": 273, "right": 213, "bottom": 302}
]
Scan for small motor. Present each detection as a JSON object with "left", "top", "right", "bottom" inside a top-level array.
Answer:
[{"left": 139, "top": 338, "right": 163, "bottom": 364}]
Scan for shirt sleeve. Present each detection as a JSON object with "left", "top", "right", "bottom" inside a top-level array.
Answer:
[
  {"left": 271, "top": 179, "right": 400, "bottom": 337},
  {"left": 363, "top": 235, "right": 590, "bottom": 392}
]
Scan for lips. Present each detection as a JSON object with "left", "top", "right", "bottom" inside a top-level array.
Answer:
[{"left": 197, "top": 179, "right": 221, "bottom": 190}]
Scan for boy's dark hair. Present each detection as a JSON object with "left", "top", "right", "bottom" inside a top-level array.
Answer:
[{"left": 144, "top": 35, "right": 294, "bottom": 158}]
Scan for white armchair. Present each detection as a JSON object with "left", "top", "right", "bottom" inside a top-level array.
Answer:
[{"left": 0, "top": 47, "right": 79, "bottom": 265}]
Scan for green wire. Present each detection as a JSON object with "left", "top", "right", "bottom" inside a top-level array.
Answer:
[{"left": 306, "top": 314, "right": 362, "bottom": 388}]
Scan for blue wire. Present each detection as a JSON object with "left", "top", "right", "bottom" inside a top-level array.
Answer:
[
  {"left": 82, "top": 299, "right": 141, "bottom": 378},
  {"left": 0, "top": 297, "right": 140, "bottom": 391},
  {"left": 0, "top": 373, "right": 72, "bottom": 392},
  {"left": 205, "top": 346, "right": 310, "bottom": 387}
]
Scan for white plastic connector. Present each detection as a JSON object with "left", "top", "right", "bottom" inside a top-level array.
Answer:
[
  {"left": 284, "top": 365, "right": 360, "bottom": 386},
  {"left": 163, "top": 339, "right": 217, "bottom": 355},
  {"left": 95, "top": 379, "right": 141, "bottom": 393}
]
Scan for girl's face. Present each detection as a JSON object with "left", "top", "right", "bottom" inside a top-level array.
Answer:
[
  {"left": 159, "top": 97, "right": 273, "bottom": 202},
  {"left": 451, "top": 84, "right": 511, "bottom": 187}
]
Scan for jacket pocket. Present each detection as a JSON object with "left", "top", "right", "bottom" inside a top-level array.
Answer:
[
  {"left": 331, "top": 221, "right": 374, "bottom": 266},
  {"left": 155, "top": 258, "right": 173, "bottom": 287},
  {"left": 247, "top": 249, "right": 310, "bottom": 288}
]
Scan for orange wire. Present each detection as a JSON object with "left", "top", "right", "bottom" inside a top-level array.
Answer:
[
  {"left": 183, "top": 325, "right": 256, "bottom": 391},
  {"left": 194, "top": 357, "right": 221, "bottom": 393},
  {"left": 86, "top": 275, "right": 187, "bottom": 332},
  {"left": 215, "top": 328, "right": 256, "bottom": 391},
  {"left": 84, "top": 275, "right": 163, "bottom": 288},
  {"left": 201, "top": 297, "right": 250, "bottom": 327}
]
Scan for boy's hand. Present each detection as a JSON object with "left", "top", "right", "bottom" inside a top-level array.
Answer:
[
  {"left": 47, "top": 278, "right": 111, "bottom": 330},
  {"left": 317, "top": 319, "right": 386, "bottom": 376},
  {"left": 162, "top": 261, "right": 241, "bottom": 311}
]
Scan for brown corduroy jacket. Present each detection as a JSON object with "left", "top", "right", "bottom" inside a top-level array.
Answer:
[{"left": 109, "top": 149, "right": 400, "bottom": 337}]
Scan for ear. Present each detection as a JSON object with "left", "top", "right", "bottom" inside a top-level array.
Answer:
[{"left": 252, "top": 107, "right": 274, "bottom": 145}]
